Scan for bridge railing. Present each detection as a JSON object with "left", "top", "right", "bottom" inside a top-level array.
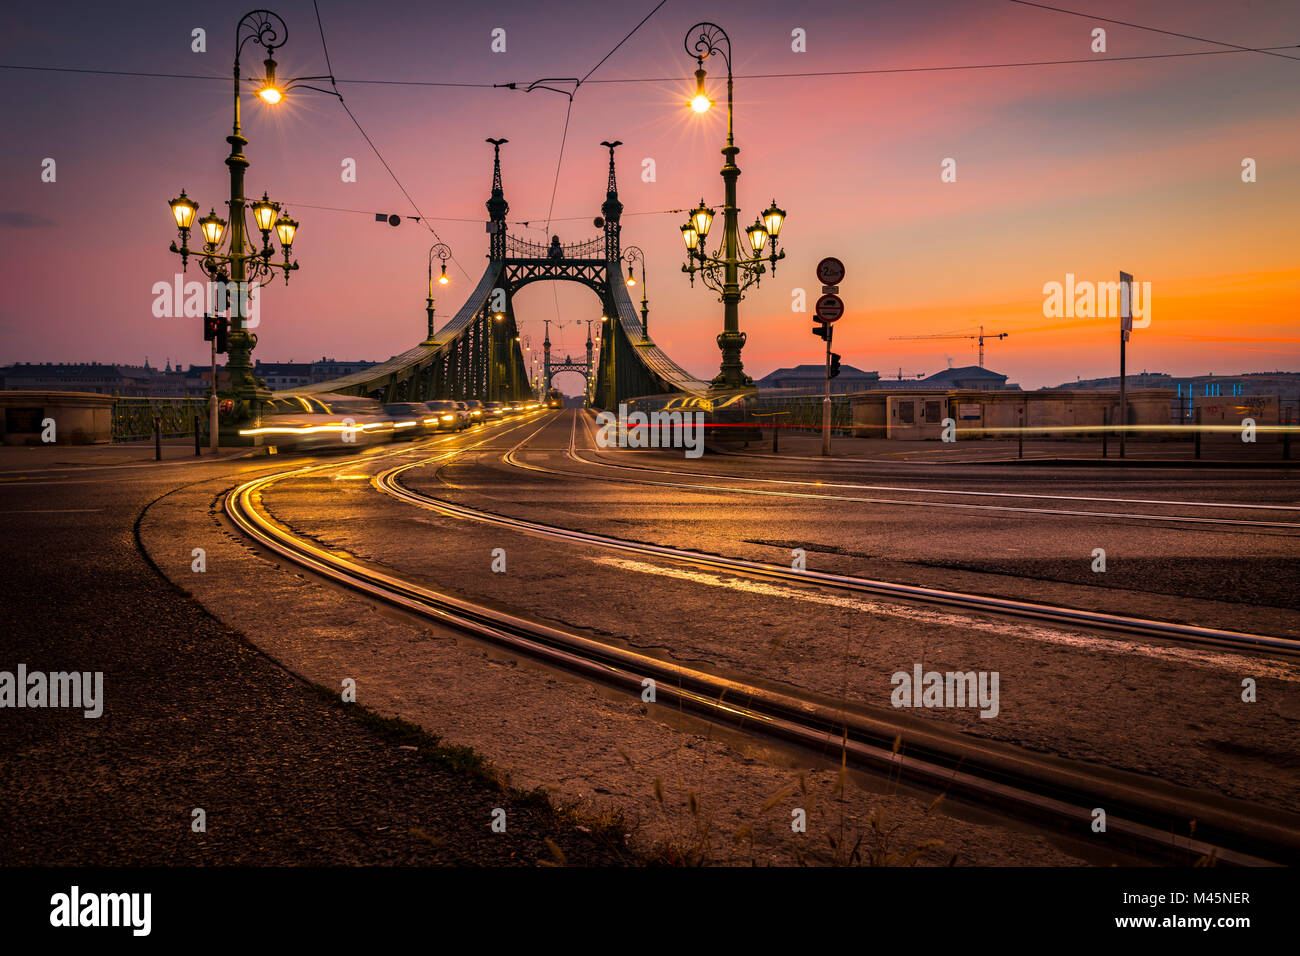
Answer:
[
  {"left": 112, "top": 396, "right": 209, "bottom": 442},
  {"left": 505, "top": 234, "right": 604, "bottom": 259},
  {"left": 746, "top": 390, "right": 855, "bottom": 434}
]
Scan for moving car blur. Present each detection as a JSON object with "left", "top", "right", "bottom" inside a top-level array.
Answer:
[
  {"left": 245, "top": 393, "right": 394, "bottom": 451},
  {"left": 422, "top": 400, "right": 465, "bottom": 432},
  {"left": 383, "top": 402, "right": 438, "bottom": 440},
  {"left": 461, "top": 399, "right": 485, "bottom": 425}
]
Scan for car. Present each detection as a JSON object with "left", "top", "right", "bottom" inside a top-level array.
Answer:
[
  {"left": 249, "top": 393, "right": 394, "bottom": 451},
  {"left": 460, "top": 399, "right": 486, "bottom": 425},
  {"left": 421, "top": 400, "right": 463, "bottom": 432},
  {"left": 383, "top": 402, "right": 437, "bottom": 440},
  {"left": 482, "top": 401, "right": 507, "bottom": 420},
  {"left": 452, "top": 401, "right": 473, "bottom": 429}
]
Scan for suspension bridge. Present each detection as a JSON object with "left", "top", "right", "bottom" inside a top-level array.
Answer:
[{"left": 294, "top": 139, "right": 706, "bottom": 409}]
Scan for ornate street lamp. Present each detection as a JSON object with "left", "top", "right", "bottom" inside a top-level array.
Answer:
[
  {"left": 165, "top": 9, "right": 337, "bottom": 442},
  {"left": 623, "top": 245, "right": 650, "bottom": 341},
  {"left": 425, "top": 242, "right": 452, "bottom": 343},
  {"left": 679, "top": 22, "right": 788, "bottom": 389}
]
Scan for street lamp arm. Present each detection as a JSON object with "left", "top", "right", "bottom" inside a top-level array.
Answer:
[
  {"left": 684, "top": 22, "right": 732, "bottom": 75},
  {"left": 235, "top": 9, "right": 288, "bottom": 66}
]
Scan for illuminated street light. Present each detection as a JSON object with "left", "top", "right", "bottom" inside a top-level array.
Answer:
[
  {"left": 680, "top": 21, "right": 788, "bottom": 389},
  {"left": 198, "top": 210, "right": 227, "bottom": 248},
  {"left": 425, "top": 242, "right": 453, "bottom": 342},
  {"left": 623, "top": 246, "right": 650, "bottom": 342},
  {"left": 257, "top": 57, "right": 283, "bottom": 103},
  {"left": 251, "top": 193, "right": 280, "bottom": 235},
  {"left": 169, "top": 190, "right": 198, "bottom": 232},
  {"left": 273, "top": 212, "right": 297, "bottom": 250},
  {"left": 163, "top": 8, "right": 312, "bottom": 447},
  {"left": 690, "top": 65, "right": 712, "bottom": 113}
]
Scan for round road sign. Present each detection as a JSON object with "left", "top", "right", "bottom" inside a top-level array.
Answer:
[
  {"left": 815, "top": 257, "right": 846, "bottom": 287},
  {"left": 815, "top": 294, "right": 844, "bottom": 323}
]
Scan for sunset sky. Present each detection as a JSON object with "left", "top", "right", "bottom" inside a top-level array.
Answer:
[{"left": 1, "top": 0, "right": 1296, "bottom": 390}]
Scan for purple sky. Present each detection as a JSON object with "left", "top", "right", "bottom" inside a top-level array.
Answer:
[{"left": 1, "top": 0, "right": 1297, "bottom": 390}]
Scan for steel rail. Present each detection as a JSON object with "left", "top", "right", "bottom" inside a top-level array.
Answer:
[
  {"left": 548, "top": 415, "right": 1300, "bottom": 530},
  {"left": 371, "top": 417, "right": 1300, "bottom": 658},
  {"left": 228, "top": 438, "right": 1300, "bottom": 865}
]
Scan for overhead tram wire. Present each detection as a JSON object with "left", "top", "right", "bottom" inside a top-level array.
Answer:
[
  {"left": 498, "top": 0, "right": 665, "bottom": 344},
  {"left": 310, "top": 0, "right": 473, "bottom": 281},
  {"left": 1005, "top": 0, "right": 1300, "bottom": 62},
  {"left": 277, "top": 201, "right": 693, "bottom": 229},
  {"left": 5, "top": 43, "right": 1296, "bottom": 90},
  {"left": 491, "top": 0, "right": 667, "bottom": 232}
]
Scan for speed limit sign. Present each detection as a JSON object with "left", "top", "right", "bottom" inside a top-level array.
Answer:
[{"left": 815, "top": 257, "right": 846, "bottom": 287}]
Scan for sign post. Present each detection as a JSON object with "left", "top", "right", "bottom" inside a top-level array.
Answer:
[
  {"left": 209, "top": 332, "right": 219, "bottom": 454},
  {"left": 1119, "top": 271, "right": 1133, "bottom": 460},
  {"left": 813, "top": 257, "right": 846, "bottom": 457}
]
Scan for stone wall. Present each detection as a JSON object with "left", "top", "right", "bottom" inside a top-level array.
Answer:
[
  {"left": 0, "top": 391, "right": 115, "bottom": 445},
  {"left": 850, "top": 388, "right": 1180, "bottom": 440}
]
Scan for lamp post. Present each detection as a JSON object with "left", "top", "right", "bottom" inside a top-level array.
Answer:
[
  {"left": 489, "top": 310, "right": 504, "bottom": 402},
  {"left": 599, "top": 312, "right": 614, "bottom": 407},
  {"left": 426, "top": 243, "right": 452, "bottom": 343},
  {"left": 680, "top": 22, "right": 787, "bottom": 390},
  {"left": 166, "top": 10, "right": 336, "bottom": 444},
  {"left": 623, "top": 245, "right": 649, "bottom": 341}
]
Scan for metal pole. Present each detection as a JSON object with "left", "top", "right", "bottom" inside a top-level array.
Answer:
[
  {"left": 1119, "top": 324, "right": 1128, "bottom": 460},
  {"left": 1018, "top": 405, "right": 1024, "bottom": 459},
  {"left": 1285, "top": 397, "right": 1292, "bottom": 461},
  {"left": 773, "top": 417, "right": 779, "bottom": 454},
  {"left": 712, "top": 49, "right": 749, "bottom": 389},
  {"left": 194, "top": 412, "right": 201, "bottom": 456},
  {"left": 1102, "top": 405, "right": 1108, "bottom": 458},
  {"left": 1195, "top": 405, "right": 1202, "bottom": 460},
  {"left": 821, "top": 325, "right": 832, "bottom": 456},
  {"left": 154, "top": 415, "right": 162, "bottom": 461},
  {"left": 209, "top": 335, "right": 219, "bottom": 453}
]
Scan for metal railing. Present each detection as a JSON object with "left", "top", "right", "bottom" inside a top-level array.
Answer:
[
  {"left": 112, "top": 396, "right": 209, "bottom": 442},
  {"left": 747, "top": 390, "right": 854, "bottom": 434},
  {"left": 505, "top": 234, "right": 605, "bottom": 259}
]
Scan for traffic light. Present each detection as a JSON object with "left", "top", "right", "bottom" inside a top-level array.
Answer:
[
  {"left": 812, "top": 321, "right": 831, "bottom": 341},
  {"left": 203, "top": 314, "right": 230, "bottom": 354},
  {"left": 829, "top": 352, "right": 842, "bottom": 379}
]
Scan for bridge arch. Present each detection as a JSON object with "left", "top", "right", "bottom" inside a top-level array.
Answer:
[{"left": 291, "top": 140, "right": 706, "bottom": 409}]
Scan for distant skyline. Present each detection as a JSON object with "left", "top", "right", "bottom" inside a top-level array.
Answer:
[{"left": 1, "top": 0, "right": 1297, "bottom": 390}]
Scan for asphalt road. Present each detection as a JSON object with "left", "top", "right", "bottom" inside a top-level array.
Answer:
[
  {"left": 0, "top": 447, "right": 628, "bottom": 865},
  {"left": 3, "top": 413, "right": 1297, "bottom": 864}
]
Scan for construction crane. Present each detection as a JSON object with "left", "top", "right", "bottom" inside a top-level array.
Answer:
[
  {"left": 889, "top": 325, "right": 1008, "bottom": 367},
  {"left": 893, "top": 368, "right": 926, "bottom": 381}
]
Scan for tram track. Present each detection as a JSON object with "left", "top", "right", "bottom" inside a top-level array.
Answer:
[
  {"left": 525, "top": 413, "right": 1300, "bottom": 532},
  {"left": 376, "top": 414, "right": 1300, "bottom": 659},
  {"left": 223, "top": 417, "right": 1300, "bottom": 865}
]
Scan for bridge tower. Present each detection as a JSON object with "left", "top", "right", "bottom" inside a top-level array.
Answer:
[
  {"left": 586, "top": 319, "right": 595, "bottom": 404},
  {"left": 600, "top": 140, "right": 623, "bottom": 263},
  {"left": 486, "top": 138, "right": 509, "bottom": 261},
  {"left": 543, "top": 319, "right": 552, "bottom": 388}
]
